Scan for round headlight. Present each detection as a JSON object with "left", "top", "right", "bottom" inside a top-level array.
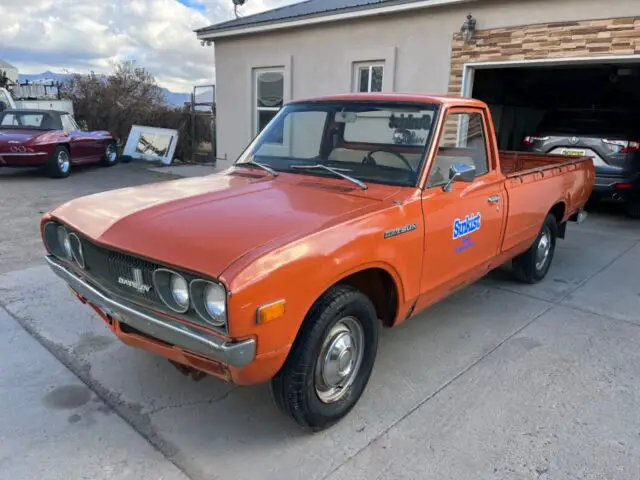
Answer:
[
  {"left": 68, "top": 233, "right": 85, "bottom": 268},
  {"left": 204, "top": 283, "right": 226, "bottom": 325},
  {"left": 170, "top": 274, "right": 189, "bottom": 310},
  {"left": 191, "top": 280, "right": 227, "bottom": 328},
  {"left": 56, "top": 226, "right": 72, "bottom": 259},
  {"left": 153, "top": 269, "right": 190, "bottom": 313}
]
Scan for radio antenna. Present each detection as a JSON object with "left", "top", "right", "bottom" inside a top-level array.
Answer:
[{"left": 232, "top": 0, "right": 247, "bottom": 18}]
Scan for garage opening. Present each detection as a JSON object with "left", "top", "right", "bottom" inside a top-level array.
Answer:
[{"left": 471, "top": 62, "right": 640, "bottom": 152}]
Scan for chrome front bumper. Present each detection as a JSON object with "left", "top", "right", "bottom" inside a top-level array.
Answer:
[{"left": 45, "top": 256, "right": 256, "bottom": 367}]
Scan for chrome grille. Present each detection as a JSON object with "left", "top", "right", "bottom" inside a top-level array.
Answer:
[{"left": 81, "top": 239, "right": 161, "bottom": 305}]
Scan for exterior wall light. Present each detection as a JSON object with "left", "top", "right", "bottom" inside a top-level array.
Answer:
[{"left": 461, "top": 14, "right": 477, "bottom": 42}]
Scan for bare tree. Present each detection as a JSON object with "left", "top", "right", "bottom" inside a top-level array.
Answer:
[
  {"left": 60, "top": 60, "right": 170, "bottom": 144},
  {"left": 59, "top": 60, "right": 211, "bottom": 161}
]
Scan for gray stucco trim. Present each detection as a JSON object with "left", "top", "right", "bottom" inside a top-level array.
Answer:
[
  {"left": 247, "top": 55, "right": 293, "bottom": 140},
  {"left": 344, "top": 46, "right": 397, "bottom": 92}
]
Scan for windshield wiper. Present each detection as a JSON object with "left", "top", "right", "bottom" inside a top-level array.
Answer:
[
  {"left": 290, "top": 164, "right": 367, "bottom": 190},
  {"left": 235, "top": 160, "right": 278, "bottom": 176}
]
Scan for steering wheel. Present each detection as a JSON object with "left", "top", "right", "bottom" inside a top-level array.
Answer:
[{"left": 363, "top": 148, "right": 414, "bottom": 171}]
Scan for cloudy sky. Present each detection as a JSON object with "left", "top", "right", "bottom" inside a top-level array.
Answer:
[{"left": 0, "top": 0, "right": 296, "bottom": 92}]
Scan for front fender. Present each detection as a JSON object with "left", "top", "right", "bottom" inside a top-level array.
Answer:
[{"left": 221, "top": 198, "right": 424, "bottom": 356}]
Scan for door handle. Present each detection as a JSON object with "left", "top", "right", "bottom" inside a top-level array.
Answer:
[{"left": 488, "top": 195, "right": 500, "bottom": 204}]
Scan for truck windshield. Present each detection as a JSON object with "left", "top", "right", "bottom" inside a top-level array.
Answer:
[{"left": 236, "top": 101, "right": 439, "bottom": 187}]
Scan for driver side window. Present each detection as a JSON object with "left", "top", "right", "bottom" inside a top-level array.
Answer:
[{"left": 427, "top": 111, "right": 489, "bottom": 187}]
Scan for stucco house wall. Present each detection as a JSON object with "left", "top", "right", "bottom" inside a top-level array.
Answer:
[{"left": 211, "top": 0, "right": 640, "bottom": 167}]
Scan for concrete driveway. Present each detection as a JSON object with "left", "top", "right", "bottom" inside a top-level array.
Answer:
[{"left": 1, "top": 163, "right": 639, "bottom": 480}]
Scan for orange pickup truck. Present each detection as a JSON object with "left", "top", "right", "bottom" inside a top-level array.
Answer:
[{"left": 41, "top": 94, "right": 595, "bottom": 430}]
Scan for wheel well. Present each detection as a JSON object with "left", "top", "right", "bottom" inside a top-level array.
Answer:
[
  {"left": 550, "top": 202, "right": 566, "bottom": 224},
  {"left": 335, "top": 268, "right": 399, "bottom": 328},
  {"left": 59, "top": 143, "right": 70, "bottom": 153}
]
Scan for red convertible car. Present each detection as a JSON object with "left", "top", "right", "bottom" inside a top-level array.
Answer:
[{"left": 0, "top": 109, "right": 118, "bottom": 178}]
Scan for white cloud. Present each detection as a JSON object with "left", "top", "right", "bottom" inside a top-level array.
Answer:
[{"left": 0, "top": 0, "right": 298, "bottom": 92}]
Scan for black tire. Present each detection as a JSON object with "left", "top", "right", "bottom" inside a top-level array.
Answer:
[
  {"left": 270, "top": 285, "right": 379, "bottom": 431},
  {"left": 624, "top": 201, "right": 640, "bottom": 219},
  {"left": 101, "top": 141, "right": 118, "bottom": 167},
  {"left": 512, "top": 213, "right": 558, "bottom": 284},
  {"left": 46, "top": 145, "right": 71, "bottom": 178}
]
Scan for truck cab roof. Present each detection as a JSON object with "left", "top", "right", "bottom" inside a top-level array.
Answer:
[{"left": 289, "top": 93, "right": 486, "bottom": 108}]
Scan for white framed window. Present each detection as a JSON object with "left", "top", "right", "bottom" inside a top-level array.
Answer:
[
  {"left": 353, "top": 63, "right": 384, "bottom": 93},
  {"left": 254, "top": 67, "right": 284, "bottom": 141}
]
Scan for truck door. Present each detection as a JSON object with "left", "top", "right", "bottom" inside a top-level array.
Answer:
[{"left": 417, "top": 107, "right": 506, "bottom": 309}]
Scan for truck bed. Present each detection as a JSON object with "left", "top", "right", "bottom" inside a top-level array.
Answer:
[
  {"left": 500, "top": 151, "right": 592, "bottom": 177},
  {"left": 498, "top": 150, "right": 595, "bottom": 256}
]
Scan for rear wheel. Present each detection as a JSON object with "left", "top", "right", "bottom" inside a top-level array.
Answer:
[
  {"left": 270, "top": 285, "right": 379, "bottom": 431},
  {"left": 101, "top": 142, "right": 118, "bottom": 167},
  {"left": 512, "top": 213, "right": 558, "bottom": 284},
  {"left": 47, "top": 146, "right": 71, "bottom": 178}
]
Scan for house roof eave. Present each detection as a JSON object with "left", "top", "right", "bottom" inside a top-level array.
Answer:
[{"left": 196, "top": 0, "right": 475, "bottom": 41}]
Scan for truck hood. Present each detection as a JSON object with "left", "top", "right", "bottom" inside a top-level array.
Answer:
[
  {"left": 50, "top": 172, "right": 394, "bottom": 277},
  {"left": 0, "top": 129, "right": 43, "bottom": 145}
]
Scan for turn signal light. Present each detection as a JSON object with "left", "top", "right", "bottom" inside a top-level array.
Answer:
[
  {"left": 257, "top": 300, "right": 286, "bottom": 324},
  {"left": 616, "top": 183, "right": 633, "bottom": 190}
]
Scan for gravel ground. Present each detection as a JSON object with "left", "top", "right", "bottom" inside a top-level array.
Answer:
[{"left": 0, "top": 162, "right": 215, "bottom": 274}]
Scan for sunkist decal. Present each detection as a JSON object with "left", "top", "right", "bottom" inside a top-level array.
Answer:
[
  {"left": 453, "top": 213, "right": 481, "bottom": 254},
  {"left": 453, "top": 213, "right": 481, "bottom": 240}
]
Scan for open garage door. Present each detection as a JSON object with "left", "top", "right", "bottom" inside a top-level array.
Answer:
[
  {"left": 471, "top": 62, "right": 640, "bottom": 151},
  {"left": 468, "top": 61, "right": 640, "bottom": 217}
]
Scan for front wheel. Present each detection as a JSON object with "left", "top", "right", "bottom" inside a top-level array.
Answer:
[
  {"left": 512, "top": 213, "right": 558, "bottom": 284},
  {"left": 270, "top": 285, "right": 379, "bottom": 431}
]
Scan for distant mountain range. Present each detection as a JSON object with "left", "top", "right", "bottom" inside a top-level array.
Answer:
[{"left": 17, "top": 71, "right": 194, "bottom": 107}]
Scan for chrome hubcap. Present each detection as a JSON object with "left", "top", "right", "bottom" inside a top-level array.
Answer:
[
  {"left": 106, "top": 145, "right": 117, "bottom": 162},
  {"left": 535, "top": 227, "right": 552, "bottom": 271},
  {"left": 58, "top": 151, "right": 70, "bottom": 173},
  {"left": 315, "top": 317, "right": 365, "bottom": 404}
]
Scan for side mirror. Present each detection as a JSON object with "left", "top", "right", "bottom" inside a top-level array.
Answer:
[{"left": 443, "top": 163, "right": 475, "bottom": 192}]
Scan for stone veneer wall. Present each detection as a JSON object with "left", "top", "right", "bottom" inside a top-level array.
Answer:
[{"left": 448, "top": 16, "right": 640, "bottom": 96}]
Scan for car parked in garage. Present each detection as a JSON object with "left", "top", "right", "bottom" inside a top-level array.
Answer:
[
  {"left": 523, "top": 109, "right": 640, "bottom": 218},
  {"left": 0, "top": 109, "right": 118, "bottom": 178}
]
